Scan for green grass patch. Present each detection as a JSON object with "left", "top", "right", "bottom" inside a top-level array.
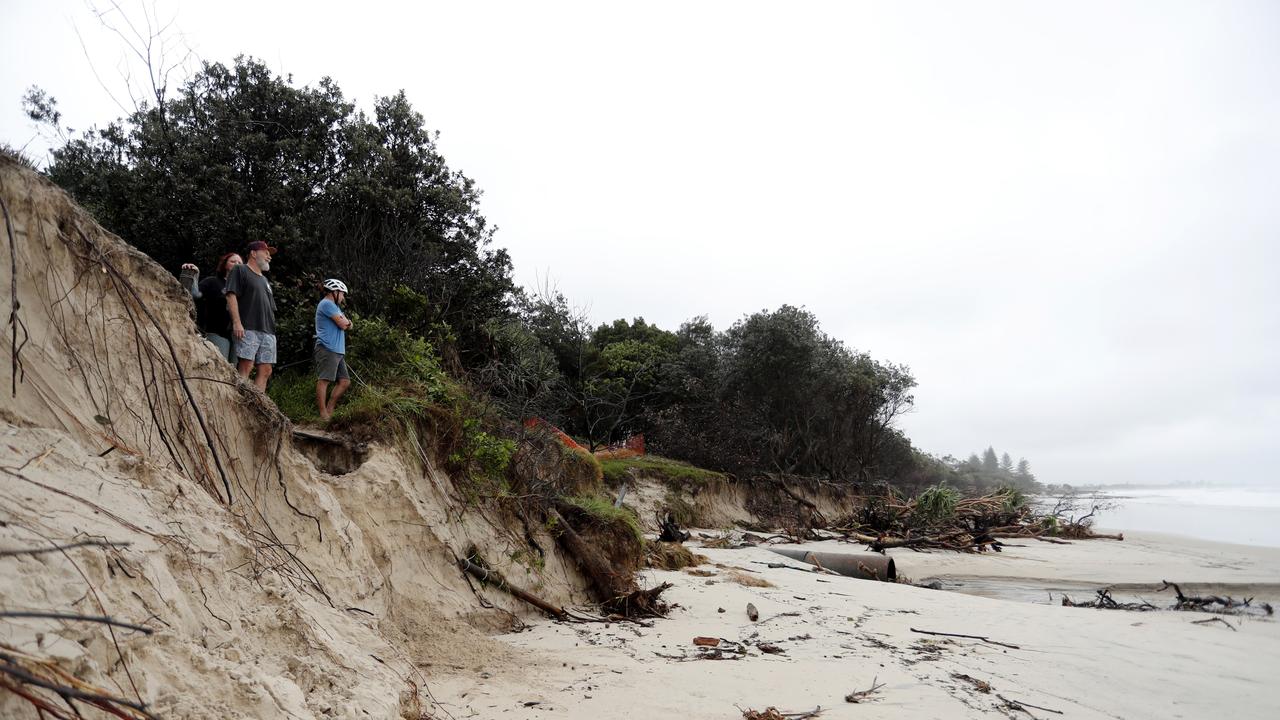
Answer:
[
  {"left": 270, "top": 370, "right": 324, "bottom": 423},
  {"left": 599, "top": 455, "right": 726, "bottom": 490},
  {"left": 562, "top": 494, "right": 643, "bottom": 544}
]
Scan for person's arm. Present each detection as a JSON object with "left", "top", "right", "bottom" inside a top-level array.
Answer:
[
  {"left": 227, "top": 293, "right": 244, "bottom": 339},
  {"left": 179, "top": 264, "right": 202, "bottom": 298},
  {"left": 329, "top": 311, "right": 352, "bottom": 330}
]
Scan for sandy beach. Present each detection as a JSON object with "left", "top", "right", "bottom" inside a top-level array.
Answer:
[{"left": 431, "top": 531, "right": 1280, "bottom": 719}]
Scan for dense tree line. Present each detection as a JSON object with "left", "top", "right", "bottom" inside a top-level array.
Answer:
[
  {"left": 486, "top": 297, "right": 919, "bottom": 485},
  {"left": 23, "top": 57, "right": 1012, "bottom": 494}
]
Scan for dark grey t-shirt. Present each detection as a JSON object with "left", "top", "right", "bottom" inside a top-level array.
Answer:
[{"left": 223, "top": 264, "right": 276, "bottom": 334}]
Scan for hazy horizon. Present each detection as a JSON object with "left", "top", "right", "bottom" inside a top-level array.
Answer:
[{"left": 3, "top": 1, "right": 1277, "bottom": 487}]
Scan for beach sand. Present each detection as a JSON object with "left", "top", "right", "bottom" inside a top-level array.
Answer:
[{"left": 431, "top": 532, "right": 1280, "bottom": 719}]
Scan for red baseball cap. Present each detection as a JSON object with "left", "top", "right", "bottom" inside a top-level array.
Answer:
[{"left": 247, "top": 240, "right": 279, "bottom": 255}]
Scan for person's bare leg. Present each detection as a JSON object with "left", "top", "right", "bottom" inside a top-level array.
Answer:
[
  {"left": 254, "top": 363, "right": 272, "bottom": 392},
  {"left": 236, "top": 358, "right": 253, "bottom": 378},
  {"left": 325, "top": 377, "right": 351, "bottom": 417},
  {"left": 316, "top": 379, "right": 331, "bottom": 420}
]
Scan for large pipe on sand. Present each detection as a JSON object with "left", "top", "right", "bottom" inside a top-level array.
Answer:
[{"left": 768, "top": 548, "right": 896, "bottom": 582}]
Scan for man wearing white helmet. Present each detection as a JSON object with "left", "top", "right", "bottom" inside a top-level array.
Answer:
[{"left": 315, "top": 278, "right": 353, "bottom": 421}]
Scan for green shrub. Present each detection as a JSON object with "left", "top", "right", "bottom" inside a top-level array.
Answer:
[
  {"left": 997, "top": 486, "right": 1028, "bottom": 515},
  {"left": 344, "top": 314, "right": 449, "bottom": 395},
  {"left": 913, "top": 483, "right": 961, "bottom": 523},
  {"left": 449, "top": 418, "right": 517, "bottom": 493},
  {"left": 268, "top": 313, "right": 452, "bottom": 429}
]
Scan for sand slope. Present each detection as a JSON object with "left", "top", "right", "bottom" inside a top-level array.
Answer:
[{"left": 0, "top": 153, "right": 586, "bottom": 719}]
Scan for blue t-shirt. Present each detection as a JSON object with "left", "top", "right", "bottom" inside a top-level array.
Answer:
[{"left": 315, "top": 298, "right": 346, "bottom": 354}]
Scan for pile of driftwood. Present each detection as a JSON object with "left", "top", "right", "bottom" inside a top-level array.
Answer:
[
  {"left": 1062, "top": 581, "right": 1274, "bottom": 617},
  {"left": 826, "top": 490, "right": 1121, "bottom": 553}
]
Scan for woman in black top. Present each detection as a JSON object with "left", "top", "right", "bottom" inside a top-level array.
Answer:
[{"left": 179, "top": 252, "right": 243, "bottom": 362}]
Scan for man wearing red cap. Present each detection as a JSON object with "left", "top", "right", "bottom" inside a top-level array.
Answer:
[{"left": 224, "top": 240, "right": 278, "bottom": 390}]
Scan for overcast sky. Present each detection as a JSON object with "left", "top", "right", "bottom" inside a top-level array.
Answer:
[{"left": 4, "top": 1, "right": 1277, "bottom": 487}]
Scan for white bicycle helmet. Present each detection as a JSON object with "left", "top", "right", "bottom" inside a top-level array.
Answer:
[{"left": 323, "top": 278, "right": 348, "bottom": 294}]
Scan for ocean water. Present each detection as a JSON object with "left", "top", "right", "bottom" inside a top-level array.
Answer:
[{"left": 1083, "top": 487, "right": 1280, "bottom": 548}]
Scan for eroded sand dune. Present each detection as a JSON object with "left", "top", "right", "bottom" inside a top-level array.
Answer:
[{"left": 0, "top": 154, "right": 585, "bottom": 719}]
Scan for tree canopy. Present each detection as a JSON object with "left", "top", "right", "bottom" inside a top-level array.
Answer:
[{"left": 33, "top": 57, "right": 514, "bottom": 366}]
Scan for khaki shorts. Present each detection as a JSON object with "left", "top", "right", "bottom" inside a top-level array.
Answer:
[{"left": 314, "top": 344, "right": 349, "bottom": 382}]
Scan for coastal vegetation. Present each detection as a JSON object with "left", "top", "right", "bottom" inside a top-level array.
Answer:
[{"left": 23, "top": 57, "right": 1041, "bottom": 500}]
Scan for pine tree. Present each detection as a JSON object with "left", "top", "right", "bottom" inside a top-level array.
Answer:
[
  {"left": 982, "top": 446, "right": 999, "bottom": 473},
  {"left": 1015, "top": 458, "right": 1035, "bottom": 484},
  {"left": 1000, "top": 452, "right": 1014, "bottom": 473}
]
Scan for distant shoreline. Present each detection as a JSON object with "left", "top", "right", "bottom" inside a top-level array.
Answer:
[{"left": 1095, "top": 488, "right": 1280, "bottom": 548}]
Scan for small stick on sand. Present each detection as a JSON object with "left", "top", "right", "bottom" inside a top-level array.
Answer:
[
  {"left": 1191, "top": 617, "right": 1237, "bottom": 631},
  {"left": 997, "top": 694, "right": 1064, "bottom": 715},
  {"left": 845, "top": 676, "right": 885, "bottom": 703},
  {"left": 910, "top": 628, "right": 1021, "bottom": 650}
]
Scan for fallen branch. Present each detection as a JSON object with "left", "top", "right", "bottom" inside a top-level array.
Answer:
[
  {"left": 740, "top": 705, "right": 824, "bottom": 720},
  {"left": 845, "top": 676, "right": 885, "bottom": 703},
  {"left": 1159, "top": 581, "right": 1273, "bottom": 616},
  {"left": 0, "top": 675, "right": 76, "bottom": 719},
  {"left": 457, "top": 557, "right": 566, "bottom": 620},
  {"left": 909, "top": 627, "right": 1020, "bottom": 650},
  {"left": 1191, "top": 617, "right": 1237, "bottom": 631},
  {"left": 0, "top": 650, "right": 158, "bottom": 720},
  {"left": 1023, "top": 535, "right": 1071, "bottom": 545},
  {"left": 997, "top": 694, "right": 1063, "bottom": 715},
  {"left": 1061, "top": 588, "right": 1158, "bottom": 611}
]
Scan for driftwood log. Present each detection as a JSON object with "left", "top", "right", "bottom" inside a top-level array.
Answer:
[{"left": 457, "top": 557, "right": 566, "bottom": 619}]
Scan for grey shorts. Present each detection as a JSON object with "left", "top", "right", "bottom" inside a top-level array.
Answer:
[
  {"left": 314, "top": 344, "right": 349, "bottom": 382},
  {"left": 235, "top": 330, "right": 277, "bottom": 365}
]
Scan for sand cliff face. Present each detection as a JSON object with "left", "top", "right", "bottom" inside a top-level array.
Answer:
[{"left": 0, "top": 155, "right": 594, "bottom": 719}]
